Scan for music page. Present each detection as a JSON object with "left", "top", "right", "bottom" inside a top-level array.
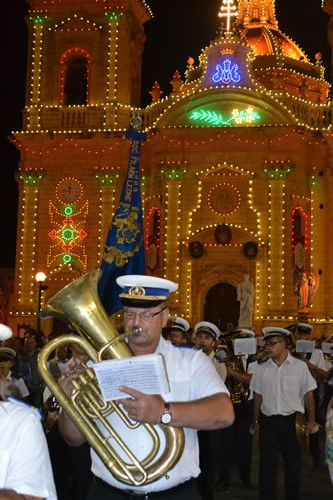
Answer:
[{"left": 92, "top": 353, "right": 170, "bottom": 401}]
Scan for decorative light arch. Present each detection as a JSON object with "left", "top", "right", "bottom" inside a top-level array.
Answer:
[{"left": 59, "top": 47, "right": 92, "bottom": 105}]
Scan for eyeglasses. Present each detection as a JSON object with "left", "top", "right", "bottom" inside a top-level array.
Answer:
[
  {"left": 123, "top": 308, "right": 166, "bottom": 322},
  {"left": 265, "top": 340, "right": 283, "bottom": 347}
]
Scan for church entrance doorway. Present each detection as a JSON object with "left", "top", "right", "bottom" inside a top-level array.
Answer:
[{"left": 204, "top": 283, "right": 239, "bottom": 333}]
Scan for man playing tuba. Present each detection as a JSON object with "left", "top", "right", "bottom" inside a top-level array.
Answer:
[{"left": 57, "top": 275, "right": 234, "bottom": 499}]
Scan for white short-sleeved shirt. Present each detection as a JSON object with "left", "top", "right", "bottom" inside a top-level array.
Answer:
[
  {"left": 209, "top": 351, "right": 228, "bottom": 382},
  {"left": 309, "top": 348, "right": 327, "bottom": 371},
  {"left": 0, "top": 372, "right": 29, "bottom": 399},
  {"left": 91, "top": 337, "right": 229, "bottom": 493},
  {"left": 247, "top": 360, "right": 258, "bottom": 401},
  {"left": 250, "top": 353, "right": 317, "bottom": 416},
  {"left": 0, "top": 399, "right": 57, "bottom": 499}
]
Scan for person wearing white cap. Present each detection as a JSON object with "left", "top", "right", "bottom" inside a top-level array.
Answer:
[
  {"left": 0, "top": 346, "right": 29, "bottom": 401},
  {"left": 0, "top": 324, "right": 57, "bottom": 500},
  {"left": 58, "top": 275, "right": 234, "bottom": 500},
  {"left": 162, "top": 316, "right": 192, "bottom": 346},
  {"left": 250, "top": 326, "right": 318, "bottom": 500},
  {"left": 194, "top": 321, "right": 225, "bottom": 378},
  {"left": 294, "top": 323, "right": 328, "bottom": 467},
  {"left": 193, "top": 321, "right": 228, "bottom": 500},
  {"left": 294, "top": 323, "right": 327, "bottom": 378},
  {"left": 216, "top": 328, "right": 257, "bottom": 491}
]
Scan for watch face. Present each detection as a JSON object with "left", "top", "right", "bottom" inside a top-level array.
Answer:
[
  {"left": 161, "top": 410, "right": 172, "bottom": 425},
  {"left": 56, "top": 178, "right": 82, "bottom": 203}
]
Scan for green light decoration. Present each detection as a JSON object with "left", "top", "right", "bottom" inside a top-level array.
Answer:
[
  {"left": 105, "top": 10, "right": 124, "bottom": 21},
  {"left": 189, "top": 107, "right": 261, "bottom": 127},
  {"left": 264, "top": 161, "right": 294, "bottom": 180},
  {"left": 63, "top": 254, "right": 73, "bottom": 264},
  {"left": 61, "top": 227, "right": 77, "bottom": 242},
  {"left": 20, "top": 169, "right": 44, "bottom": 185},
  {"left": 30, "top": 14, "right": 48, "bottom": 24},
  {"left": 64, "top": 206, "right": 74, "bottom": 216},
  {"left": 160, "top": 167, "right": 187, "bottom": 180},
  {"left": 95, "top": 172, "right": 120, "bottom": 185}
]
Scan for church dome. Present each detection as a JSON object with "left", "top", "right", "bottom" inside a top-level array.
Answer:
[{"left": 240, "top": 24, "right": 309, "bottom": 62}]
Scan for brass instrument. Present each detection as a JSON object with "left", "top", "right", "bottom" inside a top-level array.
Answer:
[
  {"left": 256, "top": 348, "right": 269, "bottom": 364},
  {"left": 38, "top": 270, "right": 184, "bottom": 486},
  {"left": 214, "top": 333, "right": 250, "bottom": 404}
]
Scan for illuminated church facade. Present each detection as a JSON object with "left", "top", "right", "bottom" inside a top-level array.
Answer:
[{"left": 7, "top": 0, "right": 333, "bottom": 337}]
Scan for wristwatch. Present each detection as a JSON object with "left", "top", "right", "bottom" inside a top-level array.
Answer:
[{"left": 160, "top": 402, "right": 172, "bottom": 425}]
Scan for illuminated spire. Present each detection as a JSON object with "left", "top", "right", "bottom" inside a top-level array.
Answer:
[
  {"left": 218, "top": 0, "right": 238, "bottom": 32},
  {"left": 237, "top": 0, "right": 278, "bottom": 28}
]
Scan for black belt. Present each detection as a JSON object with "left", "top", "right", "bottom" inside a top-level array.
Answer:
[
  {"left": 262, "top": 413, "right": 296, "bottom": 420},
  {"left": 94, "top": 476, "right": 196, "bottom": 498}
]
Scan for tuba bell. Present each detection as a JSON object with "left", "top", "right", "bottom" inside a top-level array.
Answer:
[
  {"left": 214, "top": 332, "right": 250, "bottom": 404},
  {"left": 38, "top": 270, "right": 184, "bottom": 486}
]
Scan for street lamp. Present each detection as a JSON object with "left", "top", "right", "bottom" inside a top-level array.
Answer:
[{"left": 35, "top": 272, "right": 48, "bottom": 341}]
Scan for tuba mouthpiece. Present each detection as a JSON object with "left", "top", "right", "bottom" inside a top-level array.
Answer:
[{"left": 131, "top": 325, "right": 143, "bottom": 337}]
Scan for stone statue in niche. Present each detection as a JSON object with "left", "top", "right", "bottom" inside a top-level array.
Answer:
[{"left": 237, "top": 274, "right": 255, "bottom": 328}]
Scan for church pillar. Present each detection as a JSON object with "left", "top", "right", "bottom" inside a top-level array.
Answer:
[
  {"left": 104, "top": 11, "right": 122, "bottom": 128},
  {"left": 16, "top": 169, "right": 44, "bottom": 311},
  {"left": 161, "top": 165, "right": 187, "bottom": 310},
  {"left": 265, "top": 163, "right": 291, "bottom": 312},
  {"left": 310, "top": 170, "right": 327, "bottom": 315},
  {"left": 27, "top": 16, "right": 44, "bottom": 130},
  {"left": 95, "top": 168, "right": 120, "bottom": 266}
]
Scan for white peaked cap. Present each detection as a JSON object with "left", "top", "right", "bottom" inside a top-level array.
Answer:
[
  {"left": 0, "top": 324, "right": 13, "bottom": 341},
  {"left": 194, "top": 321, "right": 220, "bottom": 339}
]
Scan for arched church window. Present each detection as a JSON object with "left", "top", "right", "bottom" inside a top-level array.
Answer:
[
  {"left": 64, "top": 56, "right": 89, "bottom": 105},
  {"left": 60, "top": 48, "right": 92, "bottom": 106}
]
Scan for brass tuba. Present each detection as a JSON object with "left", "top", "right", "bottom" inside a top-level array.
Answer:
[
  {"left": 214, "top": 333, "right": 250, "bottom": 404},
  {"left": 38, "top": 270, "right": 184, "bottom": 486}
]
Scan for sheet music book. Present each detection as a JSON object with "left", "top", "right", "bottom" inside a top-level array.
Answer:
[
  {"left": 296, "top": 339, "right": 315, "bottom": 353},
  {"left": 234, "top": 338, "right": 257, "bottom": 355},
  {"left": 322, "top": 342, "right": 333, "bottom": 355},
  {"left": 92, "top": 353, "right": 170, "bottom": 401}
]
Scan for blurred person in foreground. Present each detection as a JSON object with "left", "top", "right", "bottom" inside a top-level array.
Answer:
[
  {"left": 58, "top": 275, "right": 234, "bottom": 499},
  {"left": 0, "top": 324, "right": 57, "bottom": 500}
]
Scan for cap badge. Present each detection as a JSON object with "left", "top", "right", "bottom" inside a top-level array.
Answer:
[{"left": 128, "top": 286, "right": 146, "bottom": 297}]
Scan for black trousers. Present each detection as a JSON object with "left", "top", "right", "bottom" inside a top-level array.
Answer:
[
  {"left": 87, "top": 477, "right": 201, "bottom": 500},
  {"left": 216, "top": 400, "right": 253, "bottom": 487},
  {"left": 46, "top": 422, "right": 93, "bottom": 500},
  {"left": 197, "top": 428, "right": 222, "bottom": 499},
  {"left": 259, "top": 413, "right": 301, "bottom": 500}
]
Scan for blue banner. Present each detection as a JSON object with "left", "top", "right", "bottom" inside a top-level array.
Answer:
[{"left": 98, "top": 130, "right": 146, "bottom": 315}]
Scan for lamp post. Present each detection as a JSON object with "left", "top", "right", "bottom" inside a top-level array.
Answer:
[{"left": 35, "top": 272, "right": 47, "bottom": 341}]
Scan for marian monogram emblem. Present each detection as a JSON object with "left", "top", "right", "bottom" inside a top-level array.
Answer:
[{"left": 213, "top": 58, "right": 241, "bottom": 84}]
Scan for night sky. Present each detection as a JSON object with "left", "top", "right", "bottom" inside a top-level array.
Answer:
[{"left": 0, "top": 0, "right": 330, "bottom": 267}]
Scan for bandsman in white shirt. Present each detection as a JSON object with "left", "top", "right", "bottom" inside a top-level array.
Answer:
[
  {"left": 58, "top": 276, "right": 234, "bottom": 500},
  {"left": 194, "top": 321, "right": 228, "bottom": 500},
  {"left": 294, "top": 322, "right": 328, "bottom": 466},
  {"left": 0, "top": 347, "right": 29, "bottom": 401},
  {"left": 250, "top": 326, "right": 317, "bottom": 500}
]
